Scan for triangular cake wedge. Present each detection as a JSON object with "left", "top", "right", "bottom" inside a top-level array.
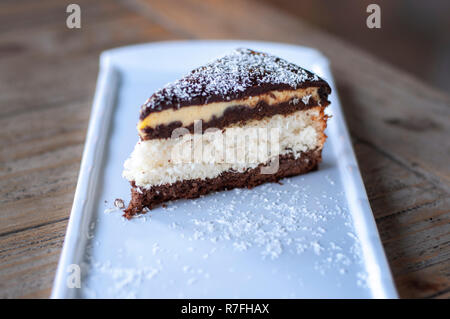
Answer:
[{"left": 123, "top": 48, "right": 331, "bottom": 218}]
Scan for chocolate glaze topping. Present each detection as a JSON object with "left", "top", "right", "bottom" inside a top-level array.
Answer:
[{"left": 139, "top": 48, "right": 331, "bottom": 120}]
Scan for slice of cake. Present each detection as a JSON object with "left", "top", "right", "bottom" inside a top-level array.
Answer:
[{"left": 123, "top": 48, "right": 331, "bottom": 218}]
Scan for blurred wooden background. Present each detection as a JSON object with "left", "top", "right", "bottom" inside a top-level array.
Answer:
[
  {"left": 263, "top": 0, "right": 450, "bottom": 92},
  {"left": 0, "top": 0, "right": 449, "bottom": 298}
]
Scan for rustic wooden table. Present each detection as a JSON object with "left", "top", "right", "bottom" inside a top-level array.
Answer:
[{"left": 0, "top": 0, "right": 449, "bottom": 299}]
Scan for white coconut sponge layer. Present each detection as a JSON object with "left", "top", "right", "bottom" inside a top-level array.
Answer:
[{"left": 123, "top": 107, "right": 326, "bottom": 187}]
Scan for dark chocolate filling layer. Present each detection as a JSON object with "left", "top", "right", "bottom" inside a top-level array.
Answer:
[
  {"left": 141, "top": 96, "right": 329, "bottom": 140},
  {"left": 124, "top": 149, "right": 322, "bottom": 218}
]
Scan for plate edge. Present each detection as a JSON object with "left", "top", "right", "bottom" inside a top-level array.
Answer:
[
  {"left": 50, "top": 40, "right": 398, "bottom": 299},
  {"left": 50, "top": 53, "right": 120, "bottom": 298}
]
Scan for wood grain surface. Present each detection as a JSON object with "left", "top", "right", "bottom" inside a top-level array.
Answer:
[{"left": 0, "top": 0, "right": 449, "bottom": 299}]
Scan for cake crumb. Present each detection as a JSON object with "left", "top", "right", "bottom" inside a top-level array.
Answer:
[{"left": 114, "top": 198, "right": 125, "bottom": 209}]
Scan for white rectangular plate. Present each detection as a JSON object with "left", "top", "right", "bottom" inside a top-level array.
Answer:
[{"left": 51, "top": 40, "right": 397, "bottom": 298}]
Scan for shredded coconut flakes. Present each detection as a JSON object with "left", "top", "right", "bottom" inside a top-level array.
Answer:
[{"left": 142, "top": 48, "right": 324, "bottom": 112}]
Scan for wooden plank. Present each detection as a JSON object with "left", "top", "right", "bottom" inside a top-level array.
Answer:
[
  {"left": 0, "top": 6, "right": 178, "bottom": 236},
  {"left": 0, "top": 14, "right": 178, "bottom": 118},
  {"left": 0, "top": 0, "right": 178, "bottom": 298},
  {"left": 0, "top": 0, "right": 448, "bottom": 299},
  {"left": 0, "top": 220, "right": 67, "bottom": 298},
  {"left": 0, "top": 0, "right": 126, "bottom": 34},
  {"left": 395, "top": 261, "right": 450, "bottom": 299},
  {"left": 354, "top": 142, "right": 449, "bottom": 297}
]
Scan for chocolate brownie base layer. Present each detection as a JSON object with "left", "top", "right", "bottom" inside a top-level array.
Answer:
[
  {"left": 141, "top": 97, "right": 329, "bottom": 140},
  {"left": 123, "top": 149, "right": 322, "bottom": 218}
]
